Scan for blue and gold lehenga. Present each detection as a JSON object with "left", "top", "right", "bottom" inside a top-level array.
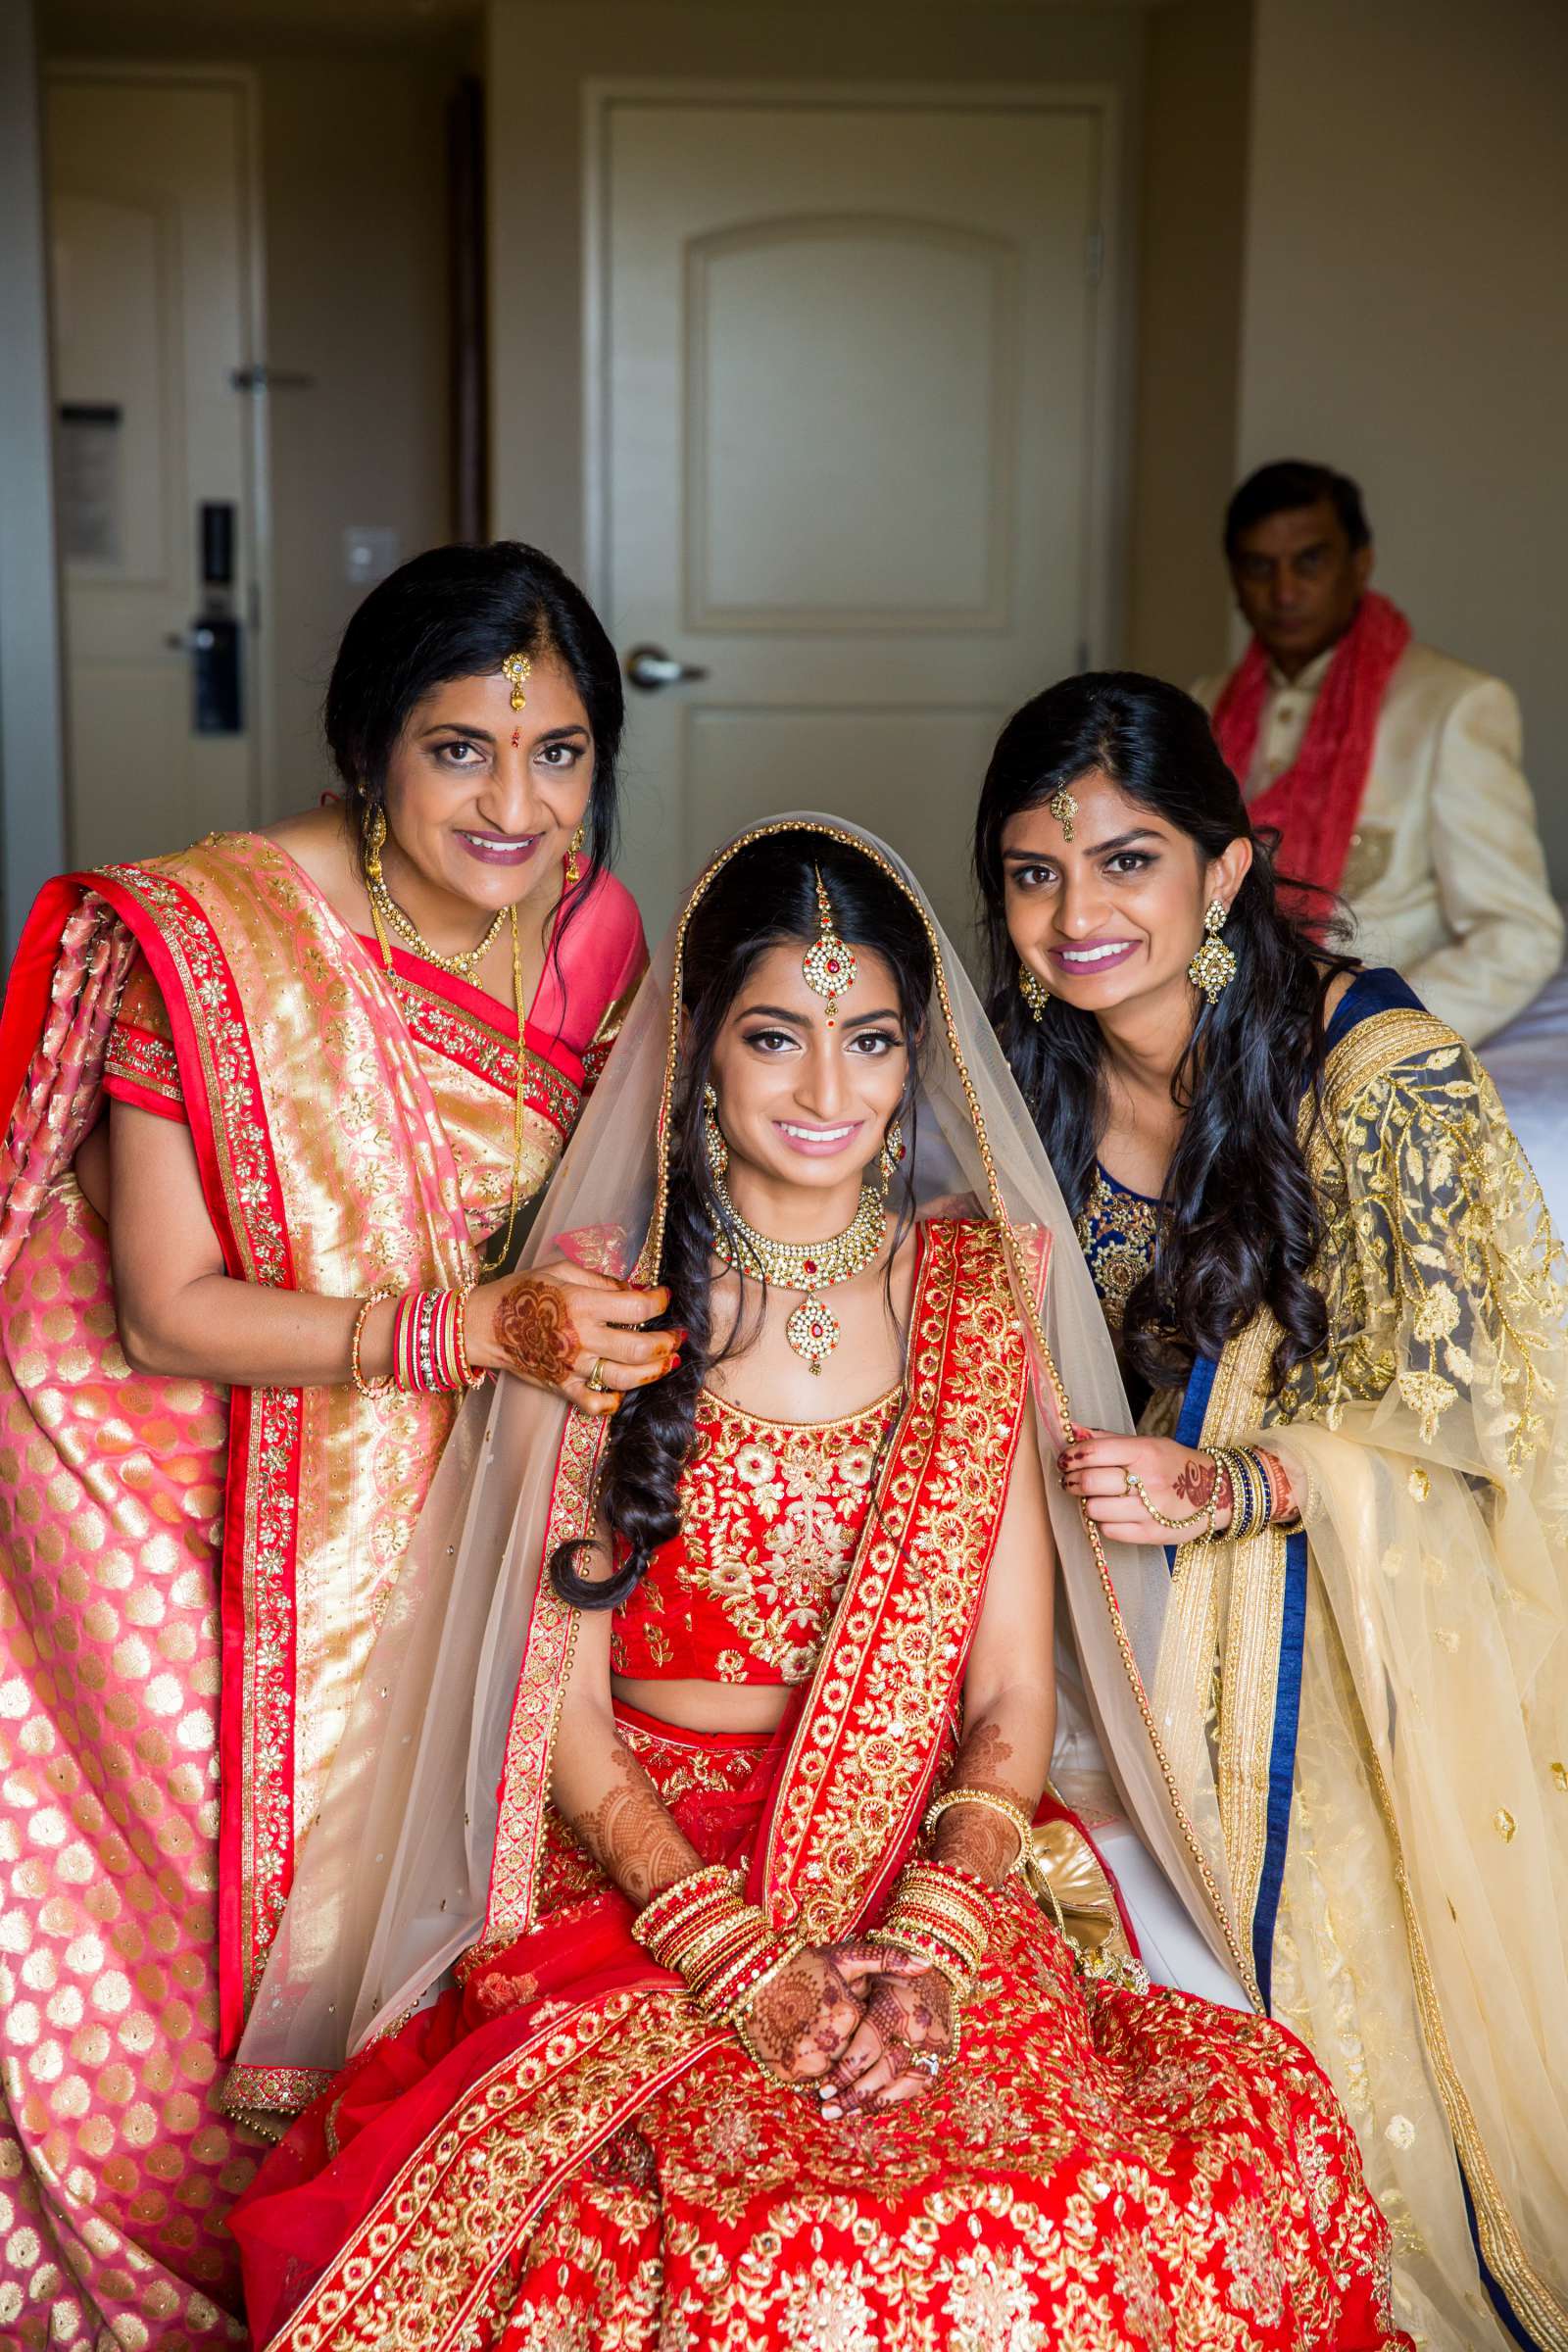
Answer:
[{"left": 1076, "top": 969, "right": 1568, "bottom": 2350}]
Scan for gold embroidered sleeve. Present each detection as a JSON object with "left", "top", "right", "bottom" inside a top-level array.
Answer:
[{"left": 1281, "top": 1038, "right": 1567, "bottom": 1476}]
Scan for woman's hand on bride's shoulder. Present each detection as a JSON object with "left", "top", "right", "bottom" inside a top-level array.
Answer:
[
  {"left": 1057, "top": 1427, "right": 1228, "bottom": 1544},
  {"left": 732, "top": 1945, "right": 865, "bottom": 2091},
  {"left": 465, "top": 1261, "right": 682, "bottom": 1414}
]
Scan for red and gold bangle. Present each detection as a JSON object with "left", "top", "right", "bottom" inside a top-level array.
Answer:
[
  {"left": 631, "top": 1865, "right": 799, "bottom": 2022},
  {"left": 387, "top": 1285, "right": 488, "bottom": 1395},
  {"left": 870, "top": 1857, "right": 994, "bottom": 1998},
  {"left": 350, "top": 1285, "right": 399, "bottom": 1400},
  {"left": 631, "top": 1864, "right": 740, "bottom": 1960}
]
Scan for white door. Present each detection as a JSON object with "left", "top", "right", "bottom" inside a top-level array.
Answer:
[
  {"left": 596, "top": 93, "right": 1107, "bottom": 948},
  {"left": 46, "top": 71, "right": 265, "bottom": 867}
]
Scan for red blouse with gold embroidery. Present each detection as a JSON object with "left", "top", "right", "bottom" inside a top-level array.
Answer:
[{"left": 611, "top": 1382, "right": 903, "bottom": 1687}]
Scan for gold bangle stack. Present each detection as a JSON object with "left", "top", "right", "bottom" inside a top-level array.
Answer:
[
  {"left": 869, "top": 1858, "right": 994, "bottom": 2000},
  {"left": 1207, "top": 1445, "right": 1276, "bottom": 1541},
  {"left": 630, "top": 1864, "right": 801, "bottom": 2026},
  {"left": 923, "top": 1786, "right": 1036, "bottom": 1876}
]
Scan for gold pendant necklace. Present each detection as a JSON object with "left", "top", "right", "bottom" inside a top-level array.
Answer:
[{"left": 710, "top": 1174, "right": 886, "bottom": 1372}]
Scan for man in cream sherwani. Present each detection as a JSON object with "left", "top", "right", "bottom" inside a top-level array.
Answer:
[{"left": 1196, "top": 460, "right": 1562, "bottom": 1046}]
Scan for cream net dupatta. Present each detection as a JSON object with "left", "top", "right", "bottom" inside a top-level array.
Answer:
[{"left": 235, "top": 815, "right": 1250, "bottom": 2095}]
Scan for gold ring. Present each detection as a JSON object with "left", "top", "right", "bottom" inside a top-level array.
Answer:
[
  {"left": 1120, "top": 1466, "right": 1135, "bottom": 1495},
  {"left": 585, "top": 1357, "right": 608, "bottom": 1392}
]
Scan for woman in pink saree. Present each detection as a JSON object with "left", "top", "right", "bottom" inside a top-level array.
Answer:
[{"left": 0, "top": 544, "right": 668, "bottom": 2350}]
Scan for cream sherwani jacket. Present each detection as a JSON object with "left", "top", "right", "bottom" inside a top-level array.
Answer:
[{"left": 1195, "top": 638, "right": 1564, "bottom": 1045}]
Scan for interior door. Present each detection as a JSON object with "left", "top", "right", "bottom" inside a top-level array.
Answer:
[
  {"left": 46, "top": 71, "right": 263, "bottom": 866},
  {"left": 597, "top": 94, "right": 1104, "bottom": 948}
]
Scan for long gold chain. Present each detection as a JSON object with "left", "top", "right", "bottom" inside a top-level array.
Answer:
[
  {"left": 710, "top": 1173, "right": 886, "bottom": 1373},
  {"left": 481, "top": 906, "right": 528, "bottom": 1271},
  {"left": 365, "top": 868, "right": 507, "bottom": 981},
  {"left": 366, "top": 890, "right": 528, "bottom": 1274}
]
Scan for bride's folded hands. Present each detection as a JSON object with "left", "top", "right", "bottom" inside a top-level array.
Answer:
[{"left": 464, "top": 1258, "right": 680, "bottom": 1412}]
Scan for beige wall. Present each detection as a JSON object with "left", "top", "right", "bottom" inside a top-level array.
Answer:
[
  {"left": 1235, "top": 0, "right": 1568, "bottom": 891},
  {"left": 256, "top": 55, "right": 453, "bottom": 807},
  {"left": 1125, "top": 0, "right": 1251, "bottom": 685},
  {"left": 485, "top": 0, "right": 1149, "bottom": 648},
  {"left": 41, "top": 18, "right": 458, "bottom": 816}
]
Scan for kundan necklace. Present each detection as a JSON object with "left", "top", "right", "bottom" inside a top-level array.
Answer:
[{"left": 710, "top": 1172, "right": 886, "bottom": 1372}]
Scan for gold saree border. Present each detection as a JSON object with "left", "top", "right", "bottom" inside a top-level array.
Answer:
[
  {"left": 1187, "top": 993, "right": 1567, "bottom": 2345},
  {"left": 761, "top": 1219, "right": 1030, "bottom": 1944},
  {"left": 268, "top": 1989, "right": 719, "bottom": 2352}
]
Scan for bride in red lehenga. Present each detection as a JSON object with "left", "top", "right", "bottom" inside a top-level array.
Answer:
[{"left": 227, "top": 821, "right": 1409, "bottom": 2351}]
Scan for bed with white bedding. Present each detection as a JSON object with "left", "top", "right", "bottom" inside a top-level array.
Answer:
[{"left": 1483, "top": 956, "right": 1568, "bottom": 1238}]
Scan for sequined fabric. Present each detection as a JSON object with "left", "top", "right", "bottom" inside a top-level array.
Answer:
[
  {"left": 610, "top": 1385, "right": 903, "bottom": 1685},
  {"left": 0, "top": 1175, "right": 251, "bottom": 2347}
]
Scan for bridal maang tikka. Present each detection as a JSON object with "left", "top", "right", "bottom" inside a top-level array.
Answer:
[{"left": 802, "top": 868, "right": 857, "bottom": 1024}]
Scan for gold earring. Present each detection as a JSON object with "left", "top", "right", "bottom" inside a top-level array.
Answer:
[
  {"left": 878, "top": 1115, "right": 906, "bottom": 1197},
  {"left": 362, "top": 804, "right": 387, "bottom": 887},
  {"left": 702, "top": 1083, "right": 729, "bottom": 1179},
  {"left": 564, "top": 821, "right": 586, "bottom": 888},
  {"left": 1188, "top": 897, "right": 1238, "bottom": 1004},
  {"left": 1018, "top": 961, "right": 1050, "bottom": 1023}
]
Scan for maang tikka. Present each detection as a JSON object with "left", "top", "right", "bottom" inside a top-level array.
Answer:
[{"left": 802, "top": 869, "right": 857, "bottom": 1025}]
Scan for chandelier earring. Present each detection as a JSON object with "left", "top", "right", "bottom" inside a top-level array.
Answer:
[
  {"left": 362, "top": 803, "right": 387, "bottom": 889},
  {"left": 878, "top": 1114, "right": 906, "bottom": 1198},
  {"left": 564, "top": 821, "right": 587, "bottom": 888},
  {"left": 1188, "top": 897, "right": 1238, "bottom": 1004},
  {"left": 1017, "top": 961, "right": 1050, "bottom": 1024},
  {"left": 702, "top": 1083, "right": 730, "bottom": 1179}
]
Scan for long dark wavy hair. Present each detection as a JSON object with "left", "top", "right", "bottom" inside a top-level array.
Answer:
[
  {"left": 973, "top": 671, "right": 1357, "bottom": 1396},
  {"left": 551, "top": 832, "right": 935, "bottom": 1611},
  {"left": 323, "top": 538, "right": 624, "bottom": 917}
]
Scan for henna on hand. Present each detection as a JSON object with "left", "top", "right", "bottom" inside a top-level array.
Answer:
[
  {"left": 745, "top": 1950, "right": 858, "bottom": 2081},
  {"left": 1256, "top": 1446, "right": 1297, "bottom": 1521},
  {"left": 1172, "top": 1451, "right": 1217, "bottom": 1508},
  {"left": 930, "top": 1719, "right": 1036, "bottom": 1886},
  {"left": 492, "top": 1274, "right": 580, "bottom": 1390},
  {"left": 569, "top": 1741, "right": 695, "bottom": 1905}
]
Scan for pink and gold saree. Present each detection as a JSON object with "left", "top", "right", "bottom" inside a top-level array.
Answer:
[{"left": 0, "top": 833, "right": 643, "bottom": 2347}]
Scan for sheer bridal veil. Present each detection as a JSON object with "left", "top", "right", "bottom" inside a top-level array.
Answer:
[{"left": 233, "top": 815, "right": 1250, "bottom": 2107}]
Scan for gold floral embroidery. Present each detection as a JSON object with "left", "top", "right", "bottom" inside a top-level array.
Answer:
[
  {"left": 103, "top": 1016, "right": 183, "bottom": 1106},
  {"left": 762, "top": 1222, "right": 1032, "bottom": 1943},
  {"left": 1279, "top": 1027, "right": 1568, "bottom": 1474},
  {"left": 275, "top": 1893, "right": 1406, "bottom": 2351},
  {"left": 612, "top": 1386, "right": 901, "bottom": 1685},
  {"left": 1074, "top": 1164, "right": 1158, "bottom": 1331}
]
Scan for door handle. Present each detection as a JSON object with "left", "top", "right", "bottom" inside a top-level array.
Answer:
[{"left": 625, "top": 644, "right": 709, "bottom": 693}]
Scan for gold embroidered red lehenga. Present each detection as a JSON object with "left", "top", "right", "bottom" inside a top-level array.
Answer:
[
  {"left": 0, "top": 834, "right": 644, "bottom": 2347},
  {"left": 226, "top": 820, "right": 1408, "bottom": 2352}
]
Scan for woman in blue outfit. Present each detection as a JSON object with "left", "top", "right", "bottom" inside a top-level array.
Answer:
[{"left": 973, "top": 671, "right": 1568, "bottom": 2352}]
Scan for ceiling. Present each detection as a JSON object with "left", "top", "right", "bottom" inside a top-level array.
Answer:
[{"left": 39, "top": 0, "right": 1164, "bottom": 56}]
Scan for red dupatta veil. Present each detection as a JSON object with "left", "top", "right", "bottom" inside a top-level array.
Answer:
[{"left": 230, "top": 816, "right": 1260, "bottom": 2349}]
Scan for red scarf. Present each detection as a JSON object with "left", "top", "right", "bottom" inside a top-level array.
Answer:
[{"left": 1210, "top": 590, "right": 1411, "bottom": 895}]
